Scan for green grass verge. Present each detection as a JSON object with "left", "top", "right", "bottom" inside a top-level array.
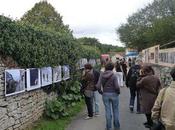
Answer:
[{"left": 31, "top": 101, "right": 84, "bottom": 130}]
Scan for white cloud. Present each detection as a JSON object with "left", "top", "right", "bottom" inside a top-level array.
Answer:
[{"left": 0, "top": 0, "right": 154, "bottom": 46}]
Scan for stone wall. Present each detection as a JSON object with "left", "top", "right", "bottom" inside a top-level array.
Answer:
[
  {"left": 0, "top": 63, "right": 57, "bottom": 130},
  {"left": 152, "top": 64, "right": 173, "bottom": 87}
]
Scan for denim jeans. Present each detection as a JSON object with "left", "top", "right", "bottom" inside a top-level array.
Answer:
[
  {"left": 84, "top": 96, "right": 93, "bottom": 117},
  {"left": 102, "top": 92, "right": 120, "bottom": 130},
  {"left": 93, "top": 91, "right": 100, "bottom": 114},
  {"left": 129, "top": 88, "right": 140, "bottom": 112}
]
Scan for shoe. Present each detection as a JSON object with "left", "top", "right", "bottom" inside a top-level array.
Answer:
[
  {"left": 84, "top": 116, "right": 93, "bottom": 120},
  {"left": 143, "top": 122, "right": 149, "bottom": 125},
  {"left": 94, "top": 113, "right": 100, "bottom": 117},
  {"left": 129, "top": 107, "right": 134, "bottom": 113}
]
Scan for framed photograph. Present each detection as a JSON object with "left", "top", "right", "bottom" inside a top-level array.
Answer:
[
  {"left": 5, "top": 69, "right": 25, "bottom": 96},
  {"left": 89, "top": 59, "right": 96, "bottom": 66},
  {"left": 26, "top": 68, "right": 41, "bottom": 91},
  {"left": 79, "top": 59, "right": 84, "bottom": 69},
  {"left": 62, "top": 65, "right": 70, "bottom": 80},
  {"left": 53, "top": 66, "right": 62, "bottom": 83},
  {"left": 76, "top": 60, "right": 81, "bottom": 70},
  {"left": 80, "top": 58, "right": 88, "bottom": 69},
  {"left": 41, "top": 67, "right": 52, "bottom": 87}
]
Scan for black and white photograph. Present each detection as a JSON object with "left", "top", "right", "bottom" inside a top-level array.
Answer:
[
  {"left": 62, "top": 65, "right": 70, "bottom": 80},
  {"left": 5, "top": 69, "right": 25, "bottom": 96},
  {"left": 88, "top": 59, "right": 96, "bottom": 66},
  {"left": 26, "top": 68, "right": 41, "bottom": 91},
  {"left": 80, "top": 58, "right": 88, "bottom": 69},
  {"left": 41, "top": 67, "right": 52, "bottom": 86},
  {"left": 53, "top": 66, "right": 62, "bottom": 83}
]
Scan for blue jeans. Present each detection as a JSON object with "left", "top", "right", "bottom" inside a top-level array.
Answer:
[
  {"left": 93, "top": 91, "right": 100, "bottom": 114},
  {"left": 102, "top": 92, "right": 120, "bottom": 130},
  {"left": 129, "top": 88, "right": 140, "bottom": 112}
]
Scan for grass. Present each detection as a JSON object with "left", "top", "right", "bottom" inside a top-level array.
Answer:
[{"left": 31, "top": 101, "right": 85, "bottom": 130}]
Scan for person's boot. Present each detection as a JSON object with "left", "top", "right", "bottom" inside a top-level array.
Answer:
[{"left": 129, "top": 106, "right": 134, "bottom": 113}]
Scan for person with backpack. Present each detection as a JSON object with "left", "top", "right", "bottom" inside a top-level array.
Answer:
[
  {"left": 126, "top": 59, "right": 142, "bottom": 113},
  {"left": 137, "top": 65, "right": 161, "bottom": 128},
  {"left": 151, "top": 67, "right": 175, "bottom": 130},
  {"left": 96, "top": 62, "right": 120, "bottom": 130}
]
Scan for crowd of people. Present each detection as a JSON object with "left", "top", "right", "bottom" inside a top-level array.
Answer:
[{"left": 80, "top": 57, "right": 175, "bottom": 130}]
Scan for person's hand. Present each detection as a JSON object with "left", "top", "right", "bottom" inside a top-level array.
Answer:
[{"left": 98, "top": 90, "right": 103, "bottom": 95}]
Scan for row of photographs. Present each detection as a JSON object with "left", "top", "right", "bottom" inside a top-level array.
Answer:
[
  {"left": 5, "top": 65, "right": 70, "bottom": 97},
  {"left": 78, "top": 58, "right": 97, "bottom": 69}
]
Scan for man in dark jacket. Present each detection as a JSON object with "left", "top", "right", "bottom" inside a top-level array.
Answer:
[
  {"left": 126, "top": 59, "right": 142, "bottom": 113},
  {"left": 96, "top": 62, "right": 120, "bottom": 130}
]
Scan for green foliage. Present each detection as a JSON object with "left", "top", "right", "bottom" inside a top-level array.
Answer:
[
  {"left": 20, "top": 1, "right": 72, "bottom": 36},
  {"left": 45, "top": 80, "right": 82, "bottom": 120},
  {"left": 117, "top": 0, "right": 175, "bottom": 50},
  {"left": 0, "top": 15, "right": 80, "bottom": 67},
  {"left": 80, "top": 45, "right": 100, "bottom": 59},
  {"left": 32, "top": 101, "right": 84, "bottom": 130},
  {"left": 77, "top": 37, "right": 125, "bottom": 55},
  {"left": 45, "top": 99, "right": 68, "bottom": 120}
]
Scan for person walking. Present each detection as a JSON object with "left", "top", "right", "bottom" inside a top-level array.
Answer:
[
  {"left": 81, "top": 63, "right": 95, "bottom": 120},
  {"left": 128, "top": 58, "right": 132, "bottom": 67},
  {"left": 126, "top": 59, "right": 142, "bottom": 113},
  {"left": 152, "top": 67, "right": 175, "bottom": 130},
  {"left": 137, "top": 65, "right": 161, "bottom": 128},
  {"left": 96, "top": 62, "right": 120, "bottom": 130},
  {"left": 120, "top": 60, "right": 127, "bottom": 81},
  {"left": 114, "top": 61, "right": 124, "bottom": 87}
]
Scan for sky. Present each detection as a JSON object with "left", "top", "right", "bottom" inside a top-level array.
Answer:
[{"left": 0, "top": 0, "right": 154, "bottom": 46}]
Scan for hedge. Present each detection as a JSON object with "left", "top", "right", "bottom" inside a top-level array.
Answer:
[{"left": 0, "top": 15, "right": 81, "bottom": 68}]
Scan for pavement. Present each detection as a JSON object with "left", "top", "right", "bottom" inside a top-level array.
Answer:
[{"left": 66, "top": 87, "right": 148, "bottom": 130}]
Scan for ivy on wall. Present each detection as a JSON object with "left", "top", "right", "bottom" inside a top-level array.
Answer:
[{"left": 0, "top": 15, "right": 80, "bottom": 68}]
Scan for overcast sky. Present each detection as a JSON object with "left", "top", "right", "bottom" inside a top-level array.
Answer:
[{"left": 0, "top": 0, "right": 154, "bottom": 46}]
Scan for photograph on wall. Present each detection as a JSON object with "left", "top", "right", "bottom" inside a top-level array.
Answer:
[
  {"left": 80, "top": 58, "right": 88, "bottom": 69},
  {"left": 155, "top": 47, "right": 159, "bottom": 63},
  {"left": 53, "top": 66, "right": 62, "bottom": 83},
  {"left": 26, "top": 68, "right": 41, "bottom": 91},
  {"left": 89, "top": 59, "right": 96, "bottom": 67},
  {"left": 5, "top": 69, "right": 25, "bottom": 96},
  {"left": 62, "top": 65, "right": 70, "bottom": 80},
  {"left": 79, "top": 59, "right": 84, "bottom": 69},
  {"left": 76, "top": 60, "right": 81, "bottom": 70},
  {"left": 41, "top": 67, "right": 52, "bottom": 87}
]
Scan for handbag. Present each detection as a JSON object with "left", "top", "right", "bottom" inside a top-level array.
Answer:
[{"left": 151, "top": 121, "right": 165, "bottom": 130}]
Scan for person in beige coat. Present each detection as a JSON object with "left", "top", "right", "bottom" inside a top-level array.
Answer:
[
  {"left": 152, "top": 67, "right": 175, "bottom": 130},
  {"left": 137, "top": 65, "right": 161, "bottom": 128}
]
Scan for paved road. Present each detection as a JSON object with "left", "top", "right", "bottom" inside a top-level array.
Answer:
[{"left": 66, "top": 87, "right": 148, "bottom": 130}]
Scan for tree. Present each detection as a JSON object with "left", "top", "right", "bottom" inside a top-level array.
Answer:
[
  {"left": 77, "top": 37, "right": 124, "bottom": 54},
  {"left": 117, "top": 0, "right": 175, "bottom": 50},
  {"left": 20, "top": 1, "right": 72, "bottom": 35}
]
